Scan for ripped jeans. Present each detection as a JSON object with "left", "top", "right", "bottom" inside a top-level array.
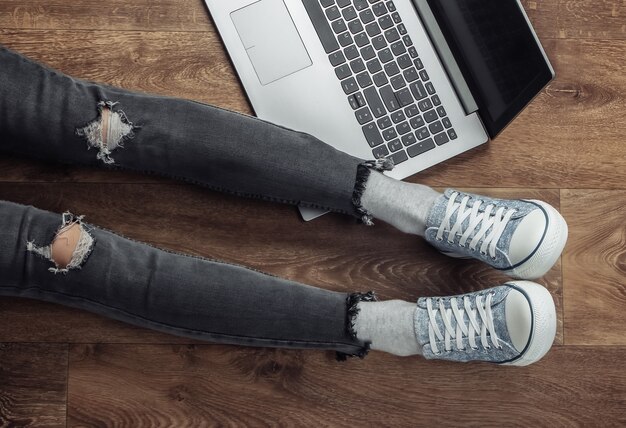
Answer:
[{"left": 0, "top": 46, "right": 388, "bottom": 358}]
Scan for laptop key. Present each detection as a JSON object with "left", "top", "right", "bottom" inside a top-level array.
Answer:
[
  {"left": 380, "top": 85, "right": 400, "bottom": 111},
  {"left": 342, "top": 6, "right": 357, "bottom": 20},
  {"left": 401, "top": 133, "right": 417, "bottom": 147},
  {"left": 363, "top": 123, "right": 384, "bottom": 147},
  {"left": 382, "top": 127, "right": 398, "bottom": 141},
  {"left": 355, "top": 106, "right": 373, "bottom": 124},
  {"left": 354, "top": 0, "right": 369, "bottom": 10},
  {"left": 326, "top": 6, "right": 341, "bottom": 20},
  {"left": 372, "top": 35, "right": 387, "bottom": 50},
  {"left": 361, "top": 45, "right": 376, "bottom": 60},
  {"left": 386, "top": 1, "right": 396, "bottom": 11},
  {"left": 321, "top": 0, "right": 335, "bottom": 7},
  {"left": 364, "top": 86, "right": 387, "bottom": 118},
  {"left": 329, "top": 51, "right": 346, "bottom": 66},
  {"left": 410, "top": 115, "right": 425, "bottom": 129},
  {"left": 356, "top": 71, "right": 373, "bottom": 88},
  {"left": 442, "top": 117, "right": 452, "bottom": 128},
  {"left": 342, "top": 77, "right": 359, "bottom": 94},
  {"left": 384, "top": 62, "right": 400, "bottom": 76},
  {"left": 378, "top": 48, "right": 394, "bottom": 63},
  {"left": 414, "top": 58, "right": 424, "bottom": 69},
  {"left": 338, "top": 32, "right": 353, "bottom": 47},
  {"left": 419, "top": 69, "right": 430, "bottom": 81},
  {"left": 398, "top": 23, "right": 407, "bottom": 34},
  {"left": 405, "top": 104, "right": 419, "bottom": 117},
  {"left": 372, "top": 145, "right": 389, "bottom": 158},
  {"left": 391, "top": 41, "right": 406, "bottom": 56},
  {"left": 416, "top": 126, "right": 430, "bottom": 140},
  {"left": 337, "top": 0, "right": 351, "bottom": 7},
  {"left": 388, "top": 150, "right": 408, "bottom": 165},
  {"left": 448, "top": 129, "right": 458, "bottom": 140},
  {"left": 366, "top": 58, "right": 382, "bottom": 73},
  {"left": 377, "top": 116, "right": 392, "bottom": 129},
  {"left": 335, "top": 64, "right": 352, "bottom": 80},
  {"left": 384, "top": 28, "right": 400, "bottom": 43},
  {"left": 398, "top": 54, "right": 412, "bottom": 69},
  {"left": 373, "top": 71, "right": 388, "bottom": 87},
  {"left": 391, "top": 110, "right": 405, "bottom": 123},
  {"left": 408, "top": 46, "right": 418, "bottom": 58},
  {"left": 396, "top": 87, "right": 413, "bottom": 107},
  {"left": 354, "top": 32, "right": 369, "bottom": 47},
  {"left": 332, "top": 18, "right": 347, "bottom": 33},
  {"left": 365, "top": 22, "right": 382, "bottom": 37},
  {"left": 355, "top": 91, "right": 366, "bottom": 107},
  {"left": 409, "top": 81, "right": 428, "bottom": 100},
  {"left": 407, "top": 138, "right": 436, "bottom": 157},
  {"left": 388, "top": 139, "right": 403, "bottom": 152},
  {"left": 436, "top": 106, "right": 446, "bottom": 117},
  {"left": 423, "top": 109, "right": 438, "bottom": 123},
  {"left": 350, "top": 58, "right": 366, "bottom": 73},
  {"left": 348, "top": 94, "right": 360, "bottom": 110},
  {"left": 418, "top": 99, "right": 433, "bottom": 112},
  {"left": 390, "top": 75, "right": 406, "bottom": 90},
  {"left": 403, "top": 67, "right": 419, "bottom": 82},
  {"left": 402, "top": 35, "right": 413, "bottom": 46},
  {"left": 397, "top": 121, "right": 411, "bottom": 135},
  {"left": 429, "top": 120, "right": 444, "bottom": 134},
  {"left": 434, "top": 132, "right": 450, "bottom": 146},
  {"left": 302, "top": 0, "right": 340, "bottom": 53},
  {"left": 372, "top": 2, "right": 387, "bottom": 16},
  {"left": 379, "top": 15, "right": 394, "bottom": 30},
  {"left": 348, "top": 19, "right": 364, "bottom": 34},
  {"left": 431, "top": 94, "right": 441, "bottom": 106},
  {"left": 391, "top": 12, "right": 401, "bottom": 23},
  {"left": 360, "top": 9, "right": 375, "bottom": 23},
  {"left": 425, "top": 81, "right": 436, "bottom": 95},
  {"left": 344, "top": 44, "right": 359, "bottom": 60}
]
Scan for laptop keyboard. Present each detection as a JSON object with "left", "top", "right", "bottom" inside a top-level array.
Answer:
[{"left": 302, "top": 0, "right": 457, "bottom": 165}]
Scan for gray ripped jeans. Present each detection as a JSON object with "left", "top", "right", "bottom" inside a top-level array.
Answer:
[{"left": 0, "top": 46, "right": 391, "bottom": 359}]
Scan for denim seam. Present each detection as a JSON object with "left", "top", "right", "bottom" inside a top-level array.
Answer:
[{"left": 0, "top": 285, "right": 367, "bottom": 354}]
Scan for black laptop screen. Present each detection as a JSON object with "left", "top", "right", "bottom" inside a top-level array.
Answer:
[{"left": 426, "top": 0, "right": 553, "bottom": 137}]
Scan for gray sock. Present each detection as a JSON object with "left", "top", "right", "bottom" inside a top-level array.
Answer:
[
  {"left": 353, "top": 300, "right": 421, "bottom": 357},
  {"left": 360, "top": 171, "right": 441, "bottom": 236}
]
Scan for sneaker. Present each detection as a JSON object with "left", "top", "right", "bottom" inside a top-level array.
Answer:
[
  {"left": 424, "top": 189, "right": 568, "bottom": 279},
  {"left": 414, "top": 281, "right": 557, "bottom": 366}
]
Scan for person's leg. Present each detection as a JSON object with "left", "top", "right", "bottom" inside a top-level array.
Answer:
[
  {"left": 0, "top": 200, "right": 557, "bottom": 365},
  {"left": 0, "top": 46, "right": 567, "bottom": 279}
]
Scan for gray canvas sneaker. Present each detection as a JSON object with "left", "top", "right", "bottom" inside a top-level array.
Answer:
[
  {"left": 414, "top": 281, "right": 557, "bottom": 366},
  {"left": 425, "top": 189, "right": 568, "bottom": 279}
]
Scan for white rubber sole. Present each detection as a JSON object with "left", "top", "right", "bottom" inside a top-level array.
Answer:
[
  {"left": 504, "top": 200, "right": 569, "bottom": 280},
  {"left": 501, "top": 281, "right": 557, "bottom": 367}
]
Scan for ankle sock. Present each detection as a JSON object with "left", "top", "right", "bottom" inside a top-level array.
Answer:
[
  {"left": 353, "top": 300, "right": 421, "bottom": 357},
  {"left": 360, "top": 171, "right": 441, "bottom": 236}
]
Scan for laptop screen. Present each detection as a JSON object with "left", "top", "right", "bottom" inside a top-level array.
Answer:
[{"left": 426, "top": 0, "right": 554, "bottom": 137}]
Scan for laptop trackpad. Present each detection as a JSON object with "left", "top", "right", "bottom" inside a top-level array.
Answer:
[{"left": 231, "top": 0, "right": 312, "bottom": 85}]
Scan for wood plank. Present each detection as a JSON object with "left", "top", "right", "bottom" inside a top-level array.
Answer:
[
  {"left": 0, "top": 184, "right": 563, "bottom": 345},
  {"left": 562, "top": 189, "right": 626, "bottom": 345},
  {"left": 558, "top": 0, "right": 626, "bottom": 39},
  {"left": 0, "top": 343, "right": 67, "bottom": 427},
  {"left": 0, "top": 33, "right": 624, "bottom": 188},
  {"left": 67, "top": 344, "right": 626, "bottom": 426}
]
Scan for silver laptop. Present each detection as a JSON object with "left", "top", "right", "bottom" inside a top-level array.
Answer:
[{"left": 204, "top": 0, "right": 554, "bottom": 220}]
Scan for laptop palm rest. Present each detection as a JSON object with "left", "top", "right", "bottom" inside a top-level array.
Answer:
[{"left": 231, "top": 0, "right": 312, "bottom": 86}]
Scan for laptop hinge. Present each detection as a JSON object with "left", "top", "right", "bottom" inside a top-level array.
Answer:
[{"left": 411, "top": 0, "right": 478, "bottom": 115}]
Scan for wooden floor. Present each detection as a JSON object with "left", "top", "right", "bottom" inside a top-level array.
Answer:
[{"left": 0, "top": 0, "right": 625, "bottom": 426}]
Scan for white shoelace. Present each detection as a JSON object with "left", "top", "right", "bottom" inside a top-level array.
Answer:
[
  {"left": 426, "top": 294, "right": 501, "bottom": 354},
  {"left": 436, "top": 192, "right": 516, "bottom": 259}
]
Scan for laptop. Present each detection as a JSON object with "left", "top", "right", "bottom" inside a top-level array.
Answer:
[{"left": 204, "top": 0, "right": 554, "bottom": 220}]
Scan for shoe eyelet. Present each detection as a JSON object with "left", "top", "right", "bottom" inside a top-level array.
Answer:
[{"left": 491, "top": 256, "right": 497, "bottom": 261}]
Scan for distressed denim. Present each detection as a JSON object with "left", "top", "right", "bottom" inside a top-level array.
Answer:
[{"left": 0, "top": 46, "right": 388, "bottom": 358}]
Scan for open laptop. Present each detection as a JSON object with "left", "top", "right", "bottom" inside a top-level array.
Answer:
[{"left": 204, "top": 0, "right": 554, "bottom": 220}]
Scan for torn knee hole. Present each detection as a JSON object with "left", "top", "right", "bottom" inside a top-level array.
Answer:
[
  {"left": 27, "top": 212, "right": 95, "bottom": 274},
  {"left": 76, "top": 101, "right": 136, "bottom": 165}
]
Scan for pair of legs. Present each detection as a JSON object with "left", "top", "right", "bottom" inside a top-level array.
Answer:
[{"left": 0, "top": 45, "right": 566, "bottom": 364}]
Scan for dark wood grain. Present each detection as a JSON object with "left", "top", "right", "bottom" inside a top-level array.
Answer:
[
  {"left": 67, "top": 343, "right": 626, "bottom": 427},
  {"left": 562, "top": 189, "right": 626, "bottom": 345},
  {"left": 0, "top": 183, "right": 563, "bottom": 346},
  {"left": 0, "top": 344, "right": 67, "bottom": 428}
]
